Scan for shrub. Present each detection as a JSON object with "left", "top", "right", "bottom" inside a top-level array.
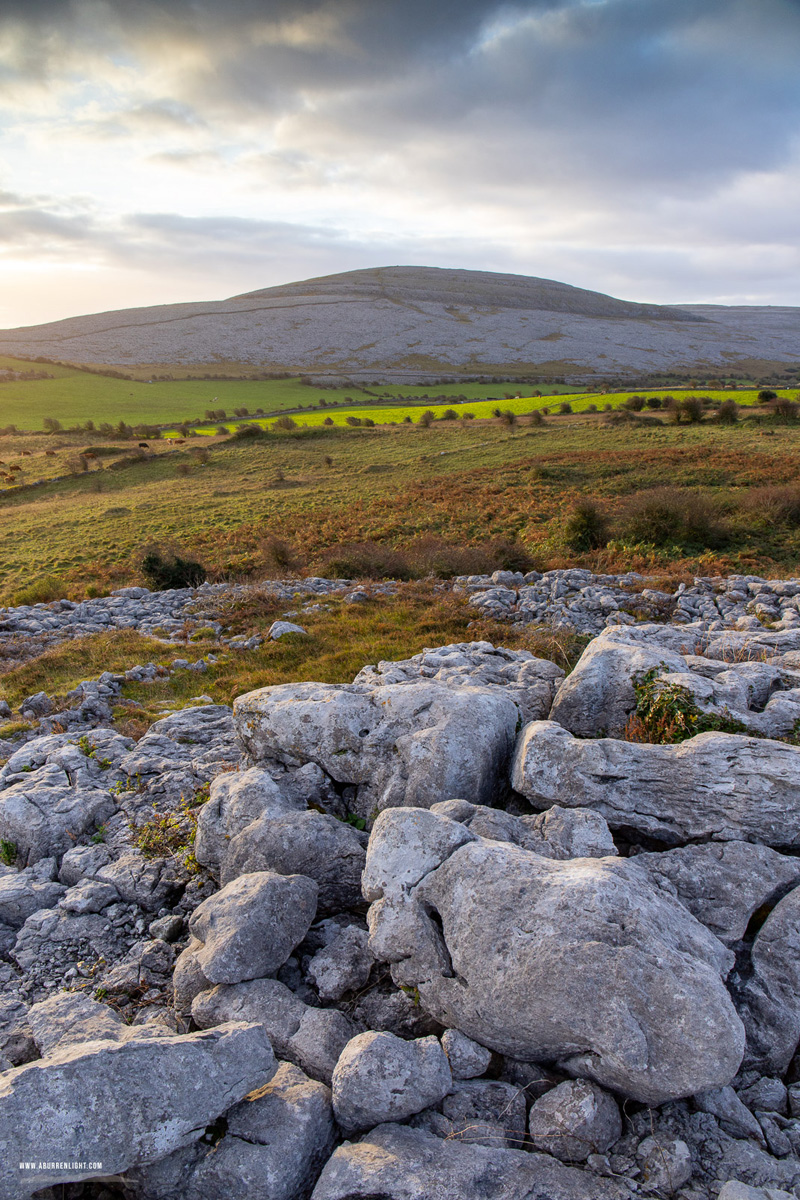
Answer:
[
  {"left": 314, "top": 541, "right": 412, "bottom": 580},
  {"left": 562, "top": 500, "right": 609, "bottom": 552},
  {"left": 228, "top": 423, "right": 266, "bottom": 440},
  {"left": 680, "top": 397, "right": 704, "bottom": 423},
  {"left": 141, "top": 549, "right": 206, "bottom": 590},
  {"left": 500, "top": 410, "right": 517, "bottom": 427},
  {"left": 346, "top": 416, "right": 362, "bottom": 426},
  {"left": 272, "top": 416, "right": 298, "bottom": 431},
  {"left": 625, "top": 395, "right": 645, "bottom": 412},
  {"left": 773, "top": 397, "right": 799, "bottom": 421},
  {"left": 9, "top": 575, "right": 63, "bottom": 605},
  {"left": 559, "top": 402, "right": 573, "bottom": 415},
  {"left": 261, "top": 535, "right": 303, "bottom": 576},
  {"left": 646, "top": 396, "right": 662, "bottom": 409},
  {"left": 418, "top": 411, "right": 435, "bottom": 428},
  {"left": 716, "top": 399, "right": 739, "bottom": 424},
  {"left": 440, "top": 409, "right": 459, "bottom": 420},
  {"left": 740, "top": 485, "right": 800, "bottom": 526},
  {"left": 528, "top": 410, "right": 544, "bottom": 425},
  {"left": 758, "top": 389, "right": 778, "bottom": 402},
  {"left": 620, "top": 488, "right": 724, "bottom": 549},
  {"left": 323, "top": 417, "right": 334, "bottom": 425}
]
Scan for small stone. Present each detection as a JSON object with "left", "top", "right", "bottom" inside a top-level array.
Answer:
[
  {"left": 636, "top": 1135, "right": 692, "bottom": 1194},
  {"left": 528, "top": 1079, "right": 622, "bottom": 1162},
  {"left": 268, "top": 620, "right": 308, "bottom": 639},
  {"left": 331, "top": 1030, "right": 452, "bottom": 1134},
  {"left": 739, "top": 1076, "right": 788, "bottom": 1114},
  {"left": 441, "top": 1029, "right": 492, "bottom": 1079}
]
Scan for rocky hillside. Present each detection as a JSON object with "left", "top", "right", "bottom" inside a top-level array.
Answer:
[
  {"left": 0, "top": 265, "right": 798, "bottom": 379},
  {"left": 2, "top": 570, "right": 800, "bottom": 1198}
]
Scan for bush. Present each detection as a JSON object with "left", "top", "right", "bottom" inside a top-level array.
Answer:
[
  {"left": 680, "top": 397, "right": 704, "bottom": 423},
  {"left": 228, "top": 423, "right": 266, "bottom": 440},
  {"left": 740, "top": 485, "right": 800, "bottom": 526},
  {"left": 528, "top": 410, "right": 544, "bottom": 425},
  {"left": 272, "top": 416, "right": 298, "bottom": 431},
  {"left": 314, "top": 541, "right": 412, "bottom": 580},
  {"left": 646, "top": 396, "right": 662, "bottom": 409},
  {"left": 260, "top": 536, "right": 303, "bottom": 576},
  {"left": 559, "top": 402, "right": 573, "bottom": 415},
  {"left": 562, "top": 500, "right": 609, "bottom": 552},
  {"left": 346, "top": 416, "right": 362, "bottom": 427},
  {"left": 9, "top": 575, "right": 63, "bottom": 606},
  {"left": 758, "top": 389, "right": 778, "bottom": 402},
  {"left": 620, "top": 488, "right": 724, "bottom": 549},
  {"left": 500, "top": 410, "right": 517, "bottom": 427},
  {"left": 141, "top": 549, "right": 206, "bottom": 590},
  {"left": 418, "top": 411, "right": 435, "bottom": 427},
  {"left": 625, "top": 395, "right": 645, "bottom": 412},
  {"left": 716, "top": 399, "right": 739, "bottom": 424},
  {"left": 440, "top": 409, "right": 459, "bottom": 420},
  {"left": 773, "top": 397, "right": 799, "bottom": 421}
]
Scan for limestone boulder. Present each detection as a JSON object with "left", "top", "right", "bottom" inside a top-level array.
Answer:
[
  {"left": 220, "top": 810, "right": 366, "bottom": 913},
  {"left": 126, "top": 1062, "right": 335, "bottom": 1200},
  {"left": 736, "top": 885, "right": 800, "bottom": 1076},
  {"left": 527, "top": 1079, "right": 621, "bottom": 1162},
  {"left": 0, "top": 1021, "right": 275, "bottom": 1199},
  {"left": 512, "top": 721, "right": 800, "bottom": 847},
  {"left": 234, "top": 680, "right": 521, "bottom": 822},
  {"left": 365, "top": 809, "right": 745, "bottom": 1106},
  {"left": 188, "top": 870, "right": 318, "bottom": 984},
  {"left": 310, "top": 1122, "right": 629, "bottom": 1200},
  {"left": 331, "top": 1030, "right": 452, "bottom": 1133}
]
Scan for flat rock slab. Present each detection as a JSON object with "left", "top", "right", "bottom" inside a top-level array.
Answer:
[
  {"left": 310, "top": 1122, "right": 629, "bottom": 1200},
  {"left": 512, "top": 721, "right": 800, "bottom": 847},
  {"left": 0, "top": 1021, "right": 275, "bottom": 1199}
]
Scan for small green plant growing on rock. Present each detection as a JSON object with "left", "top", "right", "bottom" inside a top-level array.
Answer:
[
  {"left": 625, "top": 666, "right": 746, "bottom": 744},
  {"left": 129, "top": 798, "right": 201, "bottom": 873},
  {"left": 0, "top": 839, "right": 17, "bottom": 865}
]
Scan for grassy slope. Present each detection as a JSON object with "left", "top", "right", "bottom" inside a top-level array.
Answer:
[{"left": 1, "top": 414, "right": 799, "bottom": 601}]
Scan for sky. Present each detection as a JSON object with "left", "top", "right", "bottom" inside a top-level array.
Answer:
[{"left": 0, "top": 0, "right": 799, "bottom": 327}]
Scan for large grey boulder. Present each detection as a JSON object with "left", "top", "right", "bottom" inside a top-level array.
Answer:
[
  {"left": 627, "top": 843, "right": 800, "bottom": 945},
  {"left": 549, "top": 624, "right": 800, "bottom": 740},
  {"left": 353, "top": 641, "right": 564, "bottom": 724},
  {"left": 512, "top": 721, "right": 800, "bottom": 847},
  {"left": 192, "top": 977, "right": 356, "bottom": 1085},
  {"left": 331, "top": 1030, "right": 452, "bottom": 1133},
  {"left": 736, "top": 885, "right": 800, "bottom": 1075},
  {"left": 220, "top": 810, "right": 366, "bottom": 913},
  {"left": 188, "top": 871, "right": 318, "bottom": 984},
  {"left": 527, "top": 1079, "right": 622, "bottom": 1161},
  {"left": 26, "top": 991, "right": 129, "bottom": 1056},
  {"left": 310, "top": 1122, "right": 629, "bottom": 1200},
  {"left": 126, "top": 1062, "right": 335, "bottom": 1200},
  {"left": 0, "top": 1021, "right": 275, "bottom": 1199},
  {"left": 95, "top": 851, "right": 179, "bottom": 911},
  {"left": 234, "top": 679, "right": 521, "bottom": 821},
  {"left": 119, "top": 705, "right": 238, "bottom": 807},
  {"left": 365, "top": 809, "right": 744, "bottom": 1105}
]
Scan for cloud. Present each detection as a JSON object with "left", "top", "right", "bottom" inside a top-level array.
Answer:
[{"left": 0, "top": 0, "right": 799, "bottom": 322}]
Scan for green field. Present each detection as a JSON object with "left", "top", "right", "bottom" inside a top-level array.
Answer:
[
  {"left": 1, "top": 413, "right": 799, "bottom": 604},
  {"left": 180, "top": 388, "right": 790, "bottom": 436},
  {"left": 0, "top": 357, "right": 572, "bottom": 431},
  {"left": 0, "top": 354, "right": 793, "bottom": 433}
]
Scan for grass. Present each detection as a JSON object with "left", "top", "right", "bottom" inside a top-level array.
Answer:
[
  {"left": 1, "top": 414, "right": 800, "bottom": 602},
  {"left": 0, "top": 585, "right": 587, "bottom": 718}
]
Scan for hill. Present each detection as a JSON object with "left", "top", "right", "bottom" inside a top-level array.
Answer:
[{"left": 0, "top": 265, "right": 798, "bottom": 380}]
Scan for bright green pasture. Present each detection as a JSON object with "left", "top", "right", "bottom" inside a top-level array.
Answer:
[{"left": 181, "top": 388, "right": 789, "bottom": 435}]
